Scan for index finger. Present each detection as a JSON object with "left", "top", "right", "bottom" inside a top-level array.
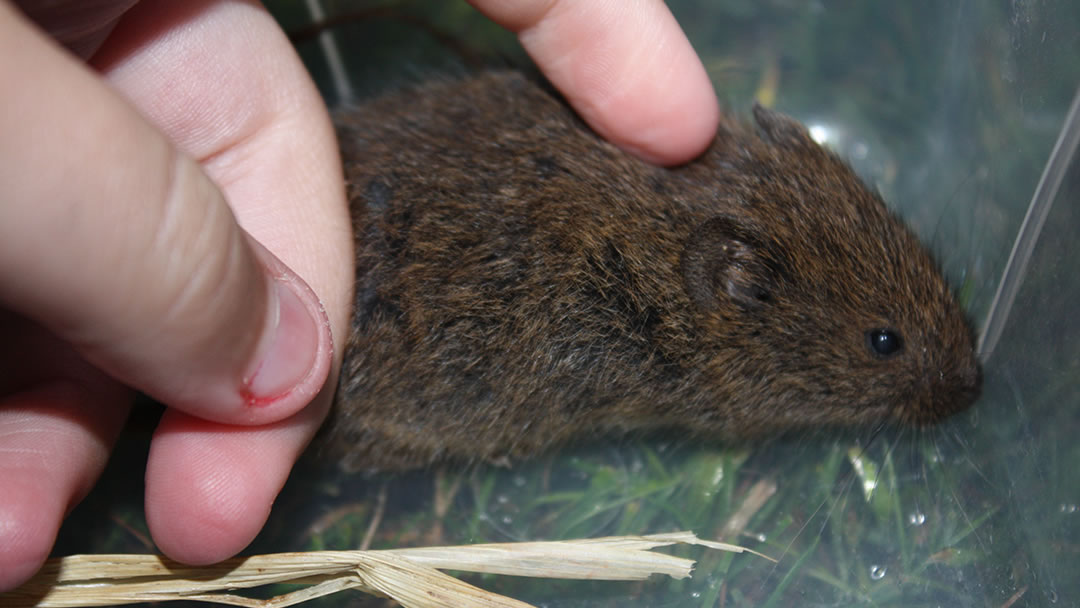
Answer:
[{"left": 471, "top": 0, "right": 720, "bottom": 166}]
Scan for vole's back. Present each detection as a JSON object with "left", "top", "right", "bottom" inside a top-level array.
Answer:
[{"left": 328, "top": 71, "right": 981, "bottom": 472}]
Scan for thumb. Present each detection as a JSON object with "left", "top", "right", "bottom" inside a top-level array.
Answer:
[{"left": 0, "top": 3, "right": 332, "bottom": 425}]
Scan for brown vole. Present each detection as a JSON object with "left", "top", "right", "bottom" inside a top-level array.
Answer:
[{"left": 325, "top": 71, "right": 981, "bottom": 473}]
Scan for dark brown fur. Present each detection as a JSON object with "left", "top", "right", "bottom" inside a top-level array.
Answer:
[{"left": 326, "top": 71, "right": 981, "bottom": 472}]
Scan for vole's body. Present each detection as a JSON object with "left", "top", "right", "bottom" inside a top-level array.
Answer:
[{"left": 328, "top": 71, "right": 981, "bottom": 472}]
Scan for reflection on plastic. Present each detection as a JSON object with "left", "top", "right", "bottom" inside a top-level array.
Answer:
[{"left": 978, "top": 84, "right": 1080, "bottom": 359}]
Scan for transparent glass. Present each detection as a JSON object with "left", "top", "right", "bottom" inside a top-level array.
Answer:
[{"left": 51, "top": 2, "right": 1080, "bottom": 607}]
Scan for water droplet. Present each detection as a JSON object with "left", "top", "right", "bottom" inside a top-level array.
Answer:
[
  {"left": 755, "top": 533, "right": 767, "bottom": 542},
  {"left": 1059, "top": 503, "right": 1077, "bottom": 514},
  {"left": 512, "top": 475, "right": 526, "bottom": 487},
  {"left": 909, "top": 511, "right": 927, "bottom": 526},
  {"left": 496, "top": 494, "right": 509, "bottom": 505},
  {"left": 869, "top": 565, "right": 887, "bottom": 580},
  {"left": 1046, "top": 588, "right": 1058, "bottom": 603},
  {"left": 711, "top": 466, "right": 725, "bottom": 486},
  {"left": 501, "top": 515, "right": 513, "bottom": 525},
  {"left": 690, "top": 591, "right": 701, "bottom": 599}
]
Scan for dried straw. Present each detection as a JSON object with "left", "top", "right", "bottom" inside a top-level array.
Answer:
[{"left": 4, "top": 531, "right": 772, "bottom": 608}]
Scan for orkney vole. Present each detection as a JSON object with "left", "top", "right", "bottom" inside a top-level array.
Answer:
[{"left": 325, "top": 71, "right": 981, "bottom": 472}]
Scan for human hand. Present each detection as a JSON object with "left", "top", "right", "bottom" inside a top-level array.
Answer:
[
  {"left": 0, "top": 0, "right": 350, "bottom": 590},
  {"left": 0, "top": 0, "right": 717, "bottom": 592}
]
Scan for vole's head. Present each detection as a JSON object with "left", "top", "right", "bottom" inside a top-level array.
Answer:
[{"left": 680, "top": 106, "right": 981, "bottom": 431}]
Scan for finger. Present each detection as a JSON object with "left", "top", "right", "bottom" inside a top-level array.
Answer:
[
  {"left": 0, "top": 2, "right": 333, "bottom": 426},
  {"left": 89, "top": 0, "right": 351, "bottom": 563},
  {"left": 144, "top": 396, "right": 326, "bottom": 564},
  {"left": 0, "top": 317, "right": 131, "bottom": 591},
  {"left": 471, "top": 0, "right": 720, "bottom": 166},
  {"left": 90, "top": 0, "right": 353, "bottom": 376}
]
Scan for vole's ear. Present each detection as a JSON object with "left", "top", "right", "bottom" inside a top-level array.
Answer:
[
  {"left": 681, "top": 215, "right": 779, "bottom": 312},
  {"left": 752, "top": 103, "right": 813, "bottom": 148}
]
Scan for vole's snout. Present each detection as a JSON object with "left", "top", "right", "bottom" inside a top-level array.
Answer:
[
  {"left": 949, "top": 360, "right": 982, "bottom": 414},
  {"left": 921, "top": 355, "right": 982, "bottom": 424}
]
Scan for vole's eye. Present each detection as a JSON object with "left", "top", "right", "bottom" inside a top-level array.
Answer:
[{"left": 867, "top": 328, "right": 903, "bottom": 358}]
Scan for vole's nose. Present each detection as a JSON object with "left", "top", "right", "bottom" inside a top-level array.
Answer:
[{"left": 931, "top": 356, "right": 982, "bottom": 421}]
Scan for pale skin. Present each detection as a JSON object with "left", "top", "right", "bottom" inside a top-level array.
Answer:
[{"left": 0, "top": 0, "right": 719, "bottom": 591}]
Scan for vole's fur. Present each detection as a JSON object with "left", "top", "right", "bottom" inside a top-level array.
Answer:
[{"left": 326, "top": 71, "right": 981, "bottom": 472}]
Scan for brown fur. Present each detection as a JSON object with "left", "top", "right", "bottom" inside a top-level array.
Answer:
[{"left": 326, "top": 71, "right": 981, "bottom": 472}]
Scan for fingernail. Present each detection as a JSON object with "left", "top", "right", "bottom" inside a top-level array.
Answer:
[{"left": 242, "top": 276, "right": 322, "bottom": 406}]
